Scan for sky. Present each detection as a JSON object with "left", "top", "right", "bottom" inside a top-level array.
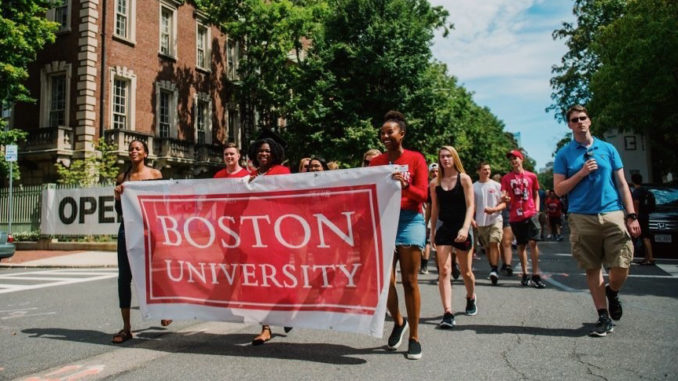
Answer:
[{"left": 429, "top": 0, "right": 575, "bottom": 170}]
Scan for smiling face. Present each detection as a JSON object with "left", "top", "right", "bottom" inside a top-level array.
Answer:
[
  {"left": 308, "top": 159, "right": 325, "bottom": 172},
  {"left": 379, "top": 121, "right": 404, "bottom": 152},
  {"left": 256, "top": 143, "right": 272, "bottom": 169},
  {"left": 478, "top": 164, "right": 491, "bottom": 181},
  {"left": 223, "top": 147, "right": 240, "bottom": 167},
  {"left": 128, "top": 141, "right": 147, "bottom": 164}
]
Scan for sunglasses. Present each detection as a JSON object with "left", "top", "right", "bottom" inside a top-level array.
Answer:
[{"left": 570, "top": 116, "right": 588, "bottom": 123}]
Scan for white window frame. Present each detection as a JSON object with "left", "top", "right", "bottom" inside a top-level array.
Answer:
[
  {"left": 109, "top": 66, "right": 137, "bottom": 131},
  {"left": 155, "top": 80, "right": 178, "bottom": 139},
  {"left": 159, "top": 1, "right": 178, "bottom": 59},
  {"left": 196, "top": 22, "right": 211, "bottom": 71},
  {"left": 113, "top": 0, "right": 136, "bottom": 43},
  {"left": 39, "top": 61, "right": 72, "bottom": 129},
  {"left": 47, "top": 0, "right": 72, "bottom": 33},
  {"left": 193, "top": 93, "right": 212, "bottom": 145},
  {"left": 226, "top": 105, "right": 241, "bottom": 144},
  {"left": 226, "top": 38, "right": 240, "bottom": 81}
]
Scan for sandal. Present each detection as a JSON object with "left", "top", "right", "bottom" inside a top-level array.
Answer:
[
  {"left": 161, "top": 319, "right": 173, "bottom": 327},
  {"left": 639, "top": 260, "right": 656, "bottom": 266},
  {"left": 112, "top": 329, "right": 133, "bottom": 344},
  {"left": 252, "top": 326, "right": 272, "bottom": 346}
]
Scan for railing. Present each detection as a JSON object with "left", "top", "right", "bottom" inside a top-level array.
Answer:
[
  {"left": 21, "top": 126, "right": 74, "bottom": 153},
  {"left": 104, "top": 129, "right": 155, "bottom": 158},
  {"left": 195, "top": 144, "right": 223, "bottom": 165}
]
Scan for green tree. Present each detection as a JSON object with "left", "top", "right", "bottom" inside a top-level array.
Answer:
[{"left": 55, "top": 140, "right": 119, "bottom": 185}]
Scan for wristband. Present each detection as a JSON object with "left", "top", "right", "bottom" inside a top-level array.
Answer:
[{"left": 626, "top": 213, "right": 638, "bottom": 221}]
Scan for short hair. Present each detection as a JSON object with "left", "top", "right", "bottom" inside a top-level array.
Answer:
[
  {"left": 477, "top": 161, "right": 490, "bottom": 170},
  {"left": 383, "top": 110, "right": 407, "bottom": 133},
  {"left": 248, "top": 138, "right": 285, "bottom": 168},
  {"left": 363, "top": 149, "right": 381, "bottom": 160},
  {"left": 327, "top": 161, "right": 339, "bottom": 170},
  {"left": 309, "top": 157, "right": 329, "bottom": 171},
  {"left": 566, "top": 104, "right": 589, "bottom": 121},
  {"left": 631, "top": 173, "right": 643, "bottom": 185}
]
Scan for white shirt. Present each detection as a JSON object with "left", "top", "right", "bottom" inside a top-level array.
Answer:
[{"left": 473, "top": 179, "right": 503, "bottom": 227}]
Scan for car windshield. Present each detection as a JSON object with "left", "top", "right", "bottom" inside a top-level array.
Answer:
[{"left": 649, "top": 187, "right": 678, "bottom": 208}]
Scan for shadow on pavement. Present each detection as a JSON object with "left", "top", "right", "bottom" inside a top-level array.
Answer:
[
  {"left": 417, "top": 317, "right": 590, "bottom": 337},
  {"left": 21, "top": 327, "right": 388, "bottom": 364}
]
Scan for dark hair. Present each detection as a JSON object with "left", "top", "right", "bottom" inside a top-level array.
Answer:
[
  {"left": 309, "top": 156, "right": 329, "bottom": 171},
  {"left": 119, "top": 139, "right": 149, "bottom": 183},
  {"left": 383, "top": 110, "right": 407, "bottom": 133},
  {"left": 477, "top": 161, "right": 490, "bottom": 170},
  {"left": 248, "top": 138, "right": 285, "bottom": 168},
  {"left": 631, "top": 173, "right": 643, "bottom": 185},
  {"left": 566, "top": 104, "right": 589, "bottom": 121}
]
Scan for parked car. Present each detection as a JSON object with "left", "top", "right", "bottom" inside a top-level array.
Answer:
[
  {"left": 0, "top": 231, "right": 15, "bottom": 260},
  {"left": 647, "top": 185, "right": 678, "bottom": 258}
]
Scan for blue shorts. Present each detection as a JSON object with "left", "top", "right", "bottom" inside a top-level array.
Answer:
[{"left": 395, "top": 210, "right": 426, "bottom": 249}]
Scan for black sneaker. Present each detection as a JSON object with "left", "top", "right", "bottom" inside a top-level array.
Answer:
[
  {"left": 387, "top": 319, "right": 408, "bottom": 350},
  {"left": 500, "top": 264, "right": 507, "bottom": 274},
  {"left": 489, "top": 271, "right": 498, "bottom": 286},
  {"left": 530, "top": 275, "right": 546, "bottom": 289},
  {"left": 407, "top": 338, "right": 422, "bottom": 360},
  {"left": 452, "top": 263, "right": 461, "bottom": 280},
  {"left": 465, "top": 296, "right": 478, "bottom": 316},
  {"left": 589, "top": 315, "right": 615, "bottom": 337},
  {"left": 506, "top": 265, "right": 513, "bottom": 276},
  {"left": 606, "top": 285, "right": 623, "bottom": 321},
  {"left": 439, "top": 312, "right": 455, "bottom": 328},
  {"left": 521, "top": 274, "right": 529, "bottom": 286}
]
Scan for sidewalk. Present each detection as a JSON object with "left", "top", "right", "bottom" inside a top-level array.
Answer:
[{"left": 0, "top": 250, "right": 117, "bottom": 268}]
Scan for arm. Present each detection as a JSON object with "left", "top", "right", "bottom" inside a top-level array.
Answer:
[
  {"left": 429, "top": 180, "right": 439, "bottom": 246},
  {"left": 456, "top": 174, "right": 475, "bottom": 242},
  {"left": 400, "top": 154, "right": 430, "bottom": 203},
  {"left": 532, "top": 175, "right": 540, "bottom": 213},
  {"left": 614, "top": 169, "right": 641, "bottom": 238}
]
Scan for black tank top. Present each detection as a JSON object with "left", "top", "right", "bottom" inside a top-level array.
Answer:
[{"left": 436, "top": 176, "right": 467, "bottom": 228}]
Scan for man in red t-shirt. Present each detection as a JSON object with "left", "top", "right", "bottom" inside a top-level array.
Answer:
[
  {"left": 213, "top": 143, "right": 249, "bottom": 179},
  {"left": 545, "top": 190, "right": 563, "bottom": 241},
  {"left": 501, "top": 150, "right": 545, "bottom": 289}
]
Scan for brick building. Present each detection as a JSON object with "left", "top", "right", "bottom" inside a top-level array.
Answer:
[{"left": 10, "top": 0, "right": 245, "bottom": 184}]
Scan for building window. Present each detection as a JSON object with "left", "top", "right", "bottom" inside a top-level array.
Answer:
[
  {"left": 109, "top": 66, "right": 137, "bottom": 130},
  {"left": 159, "top": 3, "right": 177, "bottom": 58},
  {"left": 40, "top": 61, "right": 72, "bottom": 129},
  {"left": 194, "top": 93, "right": 212, "bottom": 145},
  {"left": 226, "top": 38, "right": 240, "bottom": 81},
  {"left": 48, "top": 0, "right": 71, "bottom": 32},
  {"left": 113, "top": 0, "right": 136, "bottom": 42},
  {"left": 227, "top": 107, "right": 240, "bottom": 143},
  {"left": 196, "top": 23, "right": 210, "bottom": 70},
  {"left": 155, "top": 81, "right": 178, "bottom": 139}
]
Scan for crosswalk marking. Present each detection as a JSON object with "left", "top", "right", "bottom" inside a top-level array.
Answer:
[{"left": 0, "top": 269, "right": 118, "bottom": 294}]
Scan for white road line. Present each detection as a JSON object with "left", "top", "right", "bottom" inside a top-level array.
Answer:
[{"left": 0, "top": 270, "right": 117, "bottom": 294}]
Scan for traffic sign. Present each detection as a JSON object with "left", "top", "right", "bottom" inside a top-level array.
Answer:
[{"left": 5, "top": 144, "right": 17, "bottom": 161}]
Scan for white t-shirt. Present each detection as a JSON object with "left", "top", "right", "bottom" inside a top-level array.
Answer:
[{"left": 473, "top": 179, "right": 503, "bottom": 227}]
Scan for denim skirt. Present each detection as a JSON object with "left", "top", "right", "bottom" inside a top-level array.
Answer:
[{"left": 395, "top": 209, "right": 426, "bottom": 249}]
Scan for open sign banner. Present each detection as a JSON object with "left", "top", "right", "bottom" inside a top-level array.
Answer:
[{"left": 121, "top": 166, "right": 401, "bottom": 337}]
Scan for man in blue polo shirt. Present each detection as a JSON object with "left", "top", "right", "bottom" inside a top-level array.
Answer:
[{"left": 553, "top": 105, "right": 641, "bottom": 337}]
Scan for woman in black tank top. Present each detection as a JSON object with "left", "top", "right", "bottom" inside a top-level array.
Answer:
[{"left": 429, "top": 146, "right": 477, "bottom": 327}]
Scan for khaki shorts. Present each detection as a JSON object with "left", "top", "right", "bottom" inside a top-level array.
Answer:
[
  {"left": 477, "top": 220, "right": 503, "bottom": 248},
  {"left": 569, "top": 211, "right": 633, "bottom": 270}
]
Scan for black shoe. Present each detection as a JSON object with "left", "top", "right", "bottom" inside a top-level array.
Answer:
[
  {"left": 465, "top": 296, "right": 478, "bottom": 316},
  {"left": 489, "top": 271, "right": 498, "bottom": 286},
  {"left": 529, "top": 275, "right": 546, "bottom": 289},
  {"left": 589, "top": 315, "right": 615, "bottom": 337},
  {"left": 500, "top": 264, "right": 507, "bottom": 275},
  {"left": 452, "top": 263, "right": 461, "bottom": 280},
  {"left": 606, "top": 285, "right": 623, "bottom": 321},
  {"left": 406, "top": 338, "right": 422, "bottom": 360},
  {"left": 521, "top": 274, "right": 529, "bottom": 286},
  {"left": 387, "top": 319, "right": 409, "bottom": 350},
  {"left": 284, "top": 326, "right": 293, "bottom": 333},
  {"left": 439, "top": 312, "right": 455, "bottom": 329},
  {"left": 506, "top": 265, "right": 513, "bottom": 277}
]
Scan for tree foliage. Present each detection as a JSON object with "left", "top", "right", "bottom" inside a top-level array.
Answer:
[{"left": 55, "top": 140, "right": 119, "bottom": 186}]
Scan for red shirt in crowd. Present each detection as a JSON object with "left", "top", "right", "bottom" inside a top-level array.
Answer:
[
  {"left": 501, "top": 170, "right": 539, "bottom": 222},
  {"left": 370, "top": 149, "right": 428, "bottom": 213},
  {"left": 546, "top": 197, "right": 563, "bottom": 218},
  {"left": 249, "top": 164, "right": 291, "bottom": 177},
  {"left": 213, "top": 167, "right": 249, "bottom": 179}
]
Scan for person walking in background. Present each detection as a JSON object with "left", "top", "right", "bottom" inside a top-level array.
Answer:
[
  {"left": 429, "top": 146, "right": 476, "bottom": 329},
  {"left": 112, "top": 139, "right": 169, "bottom": 343},
  {"left": 493, "top": 173, "right": 514, "bottom": 276},
  {"left": 630, "top": 173, "right": 656, "bottom": 265},
  {"left": 369, "top": 111, "right": 428, "bottom": 360},
  {"left": 501, "top": 150, "right": 545, "bottom": 288},
  {"left": 473, "top": 163, "right": 505, "bottom": 286},
  {"left": 554, "top": 104, "right": 640, "bottom": 337},
  {"left": 546, "top": 190, "right": 563, "bottom": 241},
  {"left": 213, "top": 143, "right": 249, "bottom": 179},
  {"left": 362, "top": 149, "right": 381, "bottom": 167},
  {"left": 422, "top": 163, "right": 439, "bottom": 275}
]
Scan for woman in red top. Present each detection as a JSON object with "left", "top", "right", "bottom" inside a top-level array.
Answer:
[
  {"left": 370, "top": 111, "right": 428, "bottom": 360},
  {"left": 247, "top": 138, "right": 292, "bottom": 345},
  {"left": 213, "top": 143, "right": 249, "bottom": 178}
]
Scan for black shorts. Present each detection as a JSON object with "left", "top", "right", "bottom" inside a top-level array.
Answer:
[
  {"left": 510, "top": 215, "right": 541, "bottom": 245},
  {"left": 639, "top": 217, "right": 650, "bottom": 239},
  {"left": 435, "top": 223, "right": 472, "bottom": 251},
  {"left": 549, "top": 216, "right": 561, "bottom": 229}
]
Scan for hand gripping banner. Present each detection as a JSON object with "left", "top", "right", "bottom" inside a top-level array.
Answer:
[{"left": 121, "top": 166, "right": 402, "bottom": 337}]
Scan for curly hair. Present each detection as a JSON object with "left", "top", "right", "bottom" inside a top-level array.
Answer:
[
  {"left": 248, "top": 138, "right": 285, "bottom": 168},
  {"left": 383, "top": 110, "right": 407, "bottom": 132}
]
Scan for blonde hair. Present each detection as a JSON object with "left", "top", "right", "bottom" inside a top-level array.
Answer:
[
  {"left": 298, "top": 157, "right": 311, "bottom": 172},
  {"left": 436, "top": 145, "right": 466, "bottom": 185}
]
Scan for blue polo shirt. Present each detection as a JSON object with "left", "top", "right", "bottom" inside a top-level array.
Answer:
[{"left": 554, "top": 137, "right": 624, "bottom": 214}]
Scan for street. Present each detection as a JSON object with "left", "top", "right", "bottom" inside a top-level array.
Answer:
[{"left": 1, "top": 238, "right": 677, "bottom": 380}]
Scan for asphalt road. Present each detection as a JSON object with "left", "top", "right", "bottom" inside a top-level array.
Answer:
[{"left": 1, "top": 238, "right": 677, "bottom": 380}]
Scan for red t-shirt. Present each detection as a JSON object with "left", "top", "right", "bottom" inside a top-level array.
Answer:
[
  {"left": 370, "top": 149, "right": 428, "bottom": 213},
  {"left": 249, "top": 164, "right": 291, "bottom": 177},
  {"left": 546, "top": 197, "right": 563, "bottom": 218},
  {"left": 501, "top": 170, "right": 539, "bottom": 222},
  {"left": 213, "top": 167, "right": 249, "bottom": 179}
]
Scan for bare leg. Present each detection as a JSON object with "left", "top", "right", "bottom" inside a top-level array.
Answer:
[
  {"left": 436, "top": 245, "right": 453, "bottom": 313},
  {"left": 387, "top": 255, "right": 403, "bottom": 326},
  {"left": 398, "top": 245, "right": 422, "bottom": 341},
  {"left": 517, "top": 244, "right": 528, "bottom": 275},
  {"left": 528, "top": 240, "right": 540, "bottom": 275},
  {"left": 586, "top": 268, "right": 606, "bottom": 310},
  {"left": 457, "top": 248, "right": 475, "bottom": 299}
]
